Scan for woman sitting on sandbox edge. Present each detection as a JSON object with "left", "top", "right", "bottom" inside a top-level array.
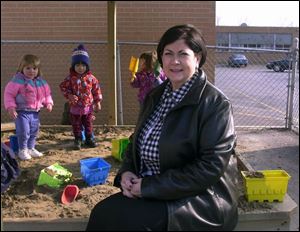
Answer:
[{"left": 86, "top": 24, "right": 239, "bottom": 231}]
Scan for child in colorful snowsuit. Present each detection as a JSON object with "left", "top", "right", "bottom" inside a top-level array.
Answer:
[{"left": 60, "top": 44, "right": 102, "bottom": 150}]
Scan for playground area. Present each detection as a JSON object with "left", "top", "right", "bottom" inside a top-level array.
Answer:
[
  {"left": 1, "top": 126, "right": 132, "bottom": 219},
  {"left": 1, "top": 126, "right": 299, "bottom": 231}
]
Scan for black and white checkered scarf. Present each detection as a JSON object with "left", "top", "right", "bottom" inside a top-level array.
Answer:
[{"left": 137, "top": 73, "right": 198, "bottom": 177}]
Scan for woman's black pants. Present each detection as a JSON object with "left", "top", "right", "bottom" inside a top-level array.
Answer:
[{"left": 86, "top": 192, "right": 168, "bottom": 231}]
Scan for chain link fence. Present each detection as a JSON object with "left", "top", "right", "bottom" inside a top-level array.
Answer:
[
  {"left": 212, "top": 46, "right": 299, "bottom": 132},
  {"left": 1, "top": 40, "right": 299, "bottom": 132},
  {"left": 1, "top": 41, "right": 110, "bottom": 126}
]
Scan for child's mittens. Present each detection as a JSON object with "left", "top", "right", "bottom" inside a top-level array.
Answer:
[
  {"left": 7, "top": 107, "right": 18, "bottom": 120},
  {"left": 130, "top": 72, "right": 136, "bottom": 82},
  {"left": 46, "top": 104, "right": 53, "bottom": 112},
  {"left": 68, "top": 94, "right": 78, "bottom": 105},
  {"left": 94, "top": 102, "right": 101, "bottom": 112}
]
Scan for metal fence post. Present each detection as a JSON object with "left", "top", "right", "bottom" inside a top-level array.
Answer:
[
  {"left": 116, "top": 43, "right": 124, "bottom": 125},
  {"left": 287, "top": 37, "right": 299, "bottom": 130}
]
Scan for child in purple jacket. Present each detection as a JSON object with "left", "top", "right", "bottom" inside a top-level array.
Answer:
[
  {"left": 130, "top": 51, "right": 166, "bottom": 106},
  {"left": 4, "top": 54, "right": 54, "bottom": 160}
]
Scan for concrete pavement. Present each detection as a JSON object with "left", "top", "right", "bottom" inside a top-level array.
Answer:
[{"left": 236, "top": 128, "right": 299, "bottom": 231}]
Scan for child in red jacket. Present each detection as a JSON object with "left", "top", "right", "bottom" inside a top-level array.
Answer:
[{"left": 60, "top": 44, "right": 102, "bottom": 150}]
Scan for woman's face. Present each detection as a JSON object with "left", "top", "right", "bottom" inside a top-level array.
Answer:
[
  {"left": 162, "top": 39, "right": 200, "bottom": 90},
  {"left": 22, "top": 64, "right": 39, "bottom": 79}
]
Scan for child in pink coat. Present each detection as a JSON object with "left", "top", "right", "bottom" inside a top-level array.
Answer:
[{"left": 4, "top": 54, "right": 54, "bottom": 160}]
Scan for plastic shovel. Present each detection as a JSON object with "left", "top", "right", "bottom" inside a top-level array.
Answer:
[
  {"left": 61, "top": 184, "right": 79, "bottom": 204},
  {"left": 129, "top": 56, "right": 139, "bottom": 81}
]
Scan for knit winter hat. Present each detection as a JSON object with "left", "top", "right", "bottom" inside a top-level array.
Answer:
[{"left": 71, "top": 44, "right": 90, "bottom": 68}]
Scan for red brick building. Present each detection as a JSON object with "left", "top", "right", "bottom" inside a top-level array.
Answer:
[
  {"left": 217, "top": 26, "right": 299, "bottom": 50},
  {"left": 1, "top": 1, "right": 216, "bottom": 125}
]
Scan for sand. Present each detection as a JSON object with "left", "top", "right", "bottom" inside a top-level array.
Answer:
[
  {"left": 1, "top": 126, "right": 133, "bottom": 219},
  {"left": 1, "top": 126, "right": 272, "bottom": 220}
]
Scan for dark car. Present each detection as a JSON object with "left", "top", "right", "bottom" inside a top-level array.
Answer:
[
  {"left": 228, "top": 54, "right": 248, "bottom": 67},
  {"left": 266, "top": 59, "right": 292, "bottom": 72}
]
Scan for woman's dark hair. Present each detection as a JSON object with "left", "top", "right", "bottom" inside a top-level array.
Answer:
[{"left": 157, "top": 24, "right": 207, "bottom": 71}]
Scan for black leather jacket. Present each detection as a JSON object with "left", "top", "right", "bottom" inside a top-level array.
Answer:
[{"left": 114, "top": 70, "right": 239, "bottom": 231}]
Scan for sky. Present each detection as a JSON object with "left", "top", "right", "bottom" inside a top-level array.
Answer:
[{"left": 216, "top": 1, "right": 299, "bottom": 27}]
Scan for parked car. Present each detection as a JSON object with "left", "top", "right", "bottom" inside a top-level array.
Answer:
[
  {"left": 266, "top": 59, "right": 292, "bottom": 72},
  {"left": 228, "top": 54, "right": 248, "bottom": 67}
]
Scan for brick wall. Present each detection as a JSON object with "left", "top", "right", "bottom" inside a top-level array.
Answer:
[
  {"left": 1, "top": 1, "right": 107, "bottom": 40},
  {"left": 1, "top": 1, "right": 216, "bottom": 125}
]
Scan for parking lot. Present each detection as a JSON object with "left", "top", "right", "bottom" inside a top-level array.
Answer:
[{"left": 215, "top": 65, "right": 299, "bottom": 128}]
